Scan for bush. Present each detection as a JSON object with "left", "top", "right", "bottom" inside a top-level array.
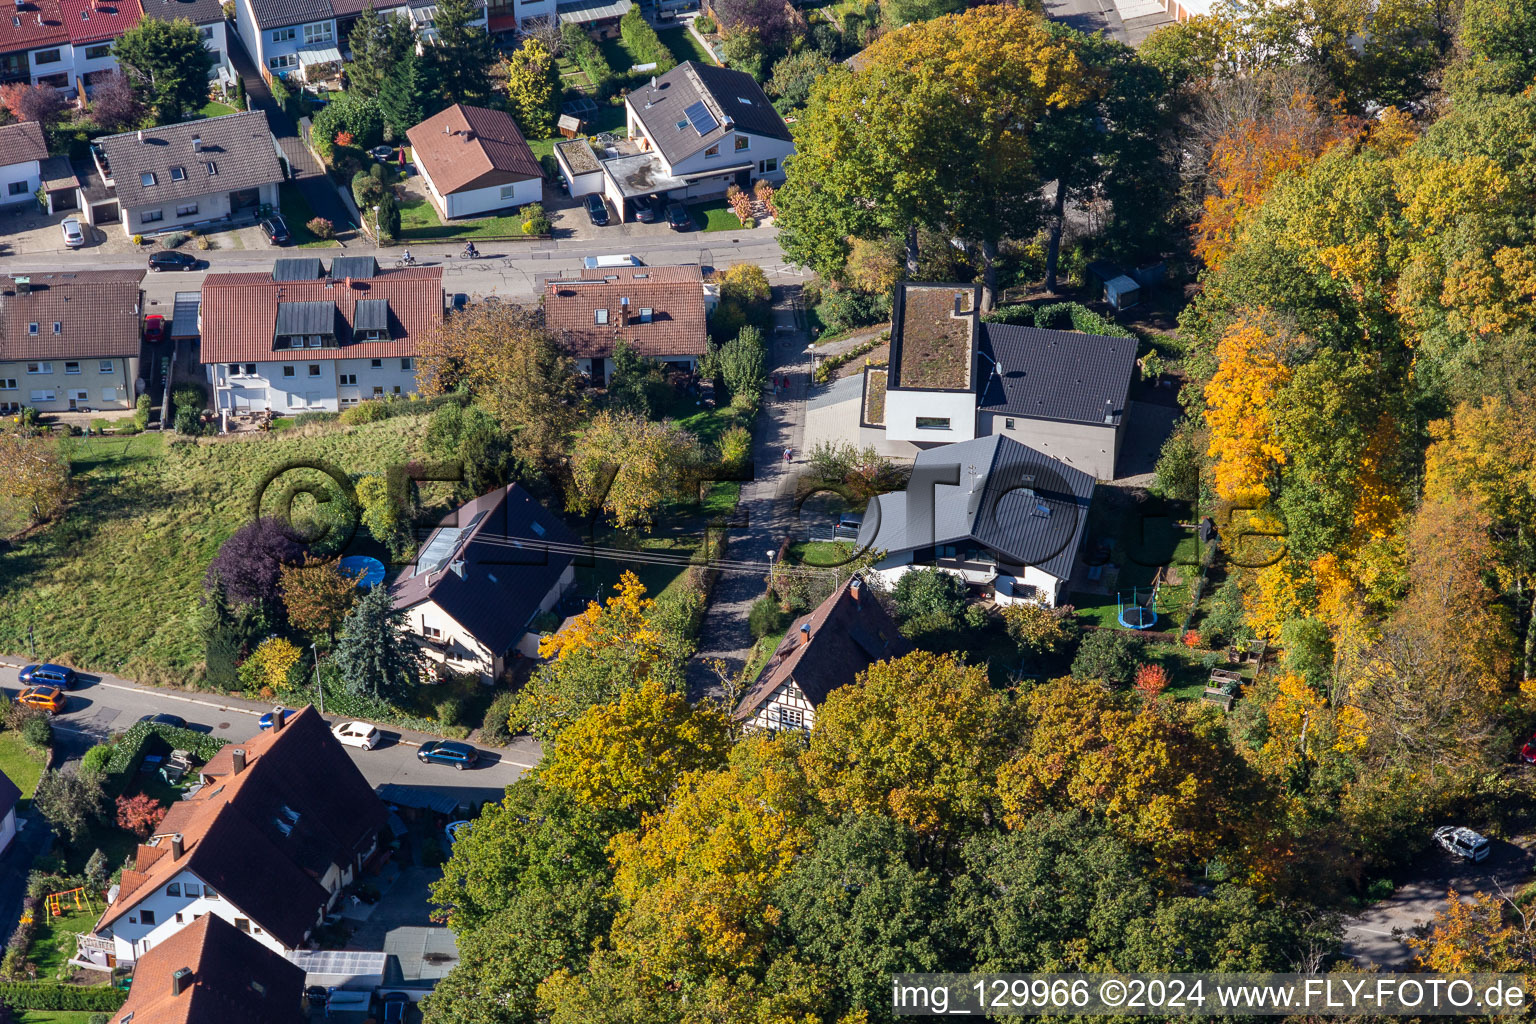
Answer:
[
  {"left": 312, "top": 93, "right": 384, "bottom": 153},
  {"left": 173, "top": 406, "right": 202, "bottom": 435},
  {"left": 1071, "top": 629, "right": 1141, "bottom": 688},
  {"left": 19, "top": 714, "right": 50, "bottom": 751},
  {"left": 561, "top": 23, "right": 616, "bottom": 96},
  {"left": 891, "top": 567, "right": 969, "bottom": 625},
  {"left": 748, "top": 596, "right": 790, "bottom": 640},
  {"left": 352, "top": 169, "right": 384, "bottom": 209},
  {"left": 435, "top": 696, "right": 464, "bottom": 728},
  {"left": 0, "top": 983, "right": 128, "bottom": 1011},
  {"left": 133, "top": 393, "right": 152, "bottom": 431},
  {"left": 307, "top": 216, "right": 334, "bottom": 239},
  {"left": 160, "top": 232, "right": 187, "bottom": 249},
  {"left": 818, "top": 288, "right": 890, "bottom": 334},
  {"left": 1134, "top": 662, "right": 1169, "bottom": 697},
  {"left": 521, "top": 202, "right": 552, "bottom": 235},
  {"left": 339, "top": 400, "right": 392, "bottom": 425},
  {"left": 695, "top": 14, "right": 716, "bottom": 32},
  {"left": 79, "top": 744, "right": 112, "bottom": 779},
  {"left": 480, "top": 690, "right": 516, "bottom": 745},
  {"left": 719, "top": 424, "right": 751, "bottom": 473},
  {"left": 100, "top": 721, "right": 227, "bottom": 795}
]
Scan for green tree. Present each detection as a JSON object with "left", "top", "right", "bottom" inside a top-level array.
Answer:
[
  {"left": 607, "top": 339, "right": 669, "bottom": 417},
  {"left": 426, "top": 0, "right": 498, "bottom": 105},
  {"left": 717, "top": 325, "right": 766, "bottom": 406},
  {"left": 506, "top": 38, "right": 559, "bottom": 139},
  {"left": 379, "top": 47, "right": 432, "bottom": 138},
  {"left": 355, "top": 473, "right": 414, "bottom": 559},
  {"left": 766, "top": 49, "right": 834, "bottom": 109},
  {"left": 112, "top": 17, "right": 214, "bottom": 122},
  {"left": 1450, "top": 0, "right": 1534, "bottom": 95},
  {"left": 890, "top": 567, "right": 969, "bottom": 639},
  {"left": 376, "top": 188, "right": 401, "bottom": 243},
  {"left": 567, "top": 410, "right": 703, "bottom": 530},
  {"left": 425, "top": 402, "right": 522, "bottom": 500},
  {"left": 1070, "top": 629, "right": 1140, "bottom": 688},
  {"left": 882, "top": 0, "right": 961, "bottom": 27},
  {"left": 774, "top": 813, "right": 947, "bottom": 1020},
  {"left": 331, "top": 583, "right": 421, "bottom": 700},
  {"left": 34, "top": 768, "right": 106, "bottom": 845},
  {"left": 720, "top": 27, "right": 766, "bottom": 81},
  {"left": 347, "top": 3, "right": 416, "bottom": 100}
]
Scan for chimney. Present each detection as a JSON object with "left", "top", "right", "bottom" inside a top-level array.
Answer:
[
  {"left": 443, "top": 124, "right": 451, "bottom": 135},
  {"left": 137, "top": 129, "right": 144, "bottom": 143},
  {"left": 171, "top": 967, "right": 193, "bottom": 997},
  {"left": 449, "top": 559, "right": 465, "bottom": 579},
  {"left": 191, "top": 135, "right": 201, "bottom": 152},
  {"left": 1103, "top": 399, "right": 1114, "bottom": 425},
  {"left": 344, "top": 276, "right": 352, "bottom": 290},
  {"left": 849, "top": 577, "right": 861, "bottom": 602},
  {"left": 800, "top": 622, "right": 811, "bottom": 646},
  {"left": 619, "top": 296, "right": 629, "bottom": 326},
  {"left": 231, "top": 747, "right": 246, "bottom": 774},
  {"left": 953, "top": 291, "right": 964, "bottom": 316},
  {"left": 169, "top": 833, "right": 184, "bottom": 860}
]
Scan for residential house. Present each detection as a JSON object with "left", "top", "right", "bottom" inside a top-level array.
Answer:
[
  {"left": 77, "top": 706, "right": 387, "bottom": 969},
  {"left": 405, "top": 104, "right": 542, "bottom": 220},
  {"left": 542, "top": 264, "right": 710, "bottom": 385},
  {"left": 485, "top": 0, "right": 554, "bottom": 37},
  {"left": 391, "top": 483, "right": 578, "bottom": 682},
  {"left": 59, "top": 0, "right": 139, "bottom": 96},
  {"left": 93, "top": 111, "right": 285, "bottom": 237},
  {"left": 854, "top": 433, "right": 1095, "bottom": 607},
  {"left": 0, "top": 0, "right": 70, "bottom": 90},
  {"left": 551, "top": 61, "right": 791, "bottom": 222},
  {"left": 234, "top": 0, "right": 493, "bottom": 82},
  {"left": 0, "top": 271, "right": 144, "bottom": 414},
  {"left": 0, "top": 769, "right": 20, "bottom": 858},
  {"left": 805, "top": 282, "right": 1138, "bottom": 480},
  {"left": 107, "top": 913, "right": 306, "bottom": 1024},
  {"left": 199, "top": 256, "right": 442, "bottom": 416},
  {"left": 0, "top": 121, "right": 48, "bottom": 207},
  {"left": 734, "top": 576, "right": 910, "bottom": 733}
]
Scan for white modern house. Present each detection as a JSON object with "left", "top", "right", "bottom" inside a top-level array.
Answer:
[
  {"left": 405, "top": 104, "right": 542, "bottom": 220},
  {"left": 235, "top": 0, "right": 488, "bottom": 80},
  {"left": 855, "top": 433, "right": 1095, "bottom": 608},
  {"left": 200, "top": 256, "right": 442, "bottom": 416},
  {"left": 805, "top": 282, "right": 1139, "bottom": 481},
  {"left": 551, "top": 61, "right": 793, "bottom": 222},
  {"left": 76, "top": 708, "right": 386, "bottom": 969},
  {"left": 391, "top": 484, "right": 578, "bottom": 682},
  {"left": 0, "top": 122, "right": 47, "bottom": 206}
]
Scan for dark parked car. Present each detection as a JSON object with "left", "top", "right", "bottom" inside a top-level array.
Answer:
[
  {"left": 417, "top": 740, "right": 479, "bottom": 770},
  {"left": 260, "top": 215, "right": 292, "bottom": 245},
  {"left": 381, "top": 992, "right": 410, "bottom": 1023},
  {"left": 633, "top": 196, "right": 659, "bottom": 223},
  {"left": 584, "top": 193, "right": 610, "bottom": 227},
  {"left": 666, "top": 201, "right": 693, "bottom": 231},
  {"left": 19, "top": 663, "right": 77, "bottom": 689},
  {"left": 148, "top": 250, "right": 201, "bottom": 272},
  {"left": 138, "top": 713, "right": 187, "bottom": 729}
]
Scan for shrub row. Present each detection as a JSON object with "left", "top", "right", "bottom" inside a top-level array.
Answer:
[
  {"left": 0, "top": 982, "right": 128, "bottom": 1011},
  {"left": 562, "top": 23, "right": 617, "bottom": 97},
  {"left": 813, "top": 333, "right": 887, "bottom": 384},
  {"left": 619, "top": 7, "right": 677, "bottom": 73},
  {"left": 983, "top": 300, "right": 1133, "bottom": 339}
]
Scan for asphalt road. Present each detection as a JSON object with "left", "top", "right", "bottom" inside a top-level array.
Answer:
[
  {"left": 0, "top": 658, "right": 538, "bottom": 811},
  {"left": 1342, "top": 837, "right": 1535, "bottom": 967}
]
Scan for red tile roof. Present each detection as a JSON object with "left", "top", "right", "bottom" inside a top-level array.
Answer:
[
  {"left": 109, "top": 914, "right": 306, "bottom": 1024},
  {"left": 60, "top": 0, "right": 142, "bottom": 44},
  {"left": 0, "top": 0, "right": 69, "bottom": 52},
  {"left": 0, "top": 121, "right": 48, "bottom": 166},
  {"left": 543, "top": 265, "right": 708, "bottom": 359},
  {"left": 0, "top": 270, "right": 144, "bottom": 361},
  {"left": 199, "top": 266, "right": 443, "bottom": 363},
  {"left": 405, "top": 103, "right": 541, "bottom": 195}
]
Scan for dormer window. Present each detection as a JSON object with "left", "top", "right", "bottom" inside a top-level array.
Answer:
[
  {"left": 170, "top": 165, "right": 186, "bottom": 181},
  {"left": 595, "top": 309, "right": 609, "bottom": 325},
  {"left": 141, "top": 172, "right": 156, "bottom": 186}
]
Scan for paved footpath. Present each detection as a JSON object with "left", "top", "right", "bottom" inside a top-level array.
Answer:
[{"left": 688, "top": 288, "right": 809, "bottom": 697}]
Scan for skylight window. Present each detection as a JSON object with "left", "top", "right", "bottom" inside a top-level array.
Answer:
[
  {"left": 737, "top": 96, "right": 752, "bottom": 105},
  {"left": 27, "top": 323, "right": 38, "bottom": 335},
  {"left": 206, "top": 161, "right": 218, "bottom": 175},
  {"left": 141, "top": 172, "right": 156, "bottom": 186},
  {"left": 170, "top": 165, "right": 186, "bottom": 181},
  {"left": 595, "top": 309, "right": 609, "bottom": 325}
]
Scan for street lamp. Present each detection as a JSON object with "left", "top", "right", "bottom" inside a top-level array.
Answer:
[{"left": 371, "top": 204, "right": 380, "bottom": 246}]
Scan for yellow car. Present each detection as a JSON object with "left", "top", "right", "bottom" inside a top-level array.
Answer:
[{"left": 17, "top": 685, "right": 66, "bottom": 715}]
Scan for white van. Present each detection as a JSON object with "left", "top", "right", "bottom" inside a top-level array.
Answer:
[{"left": 582, "top": 254, "right": 642, "bottom": 269}]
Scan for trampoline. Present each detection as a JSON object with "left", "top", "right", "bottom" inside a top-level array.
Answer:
[
  {"left": 1117, "top": 586, "right": 1158, "bottom": 629},
  {"left": 338, "top": 555, "right": 386, "bottom": 590}
]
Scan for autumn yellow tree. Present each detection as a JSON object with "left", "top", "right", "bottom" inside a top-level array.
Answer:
[
  {"left": 1411, "top": 890, "right": 1536, "bottom": 972},
  {"left": 243, "top": 636, "right": 305, "bottom": 695},
  {"left": 0, "top": 432, "right": 70, "bottom": 536},
  {"left": 567, "top": 410, "right": 703, "bottom": 530},
  {"left": 1204, "top": 313, "right": 1292, "bottom": 504}
]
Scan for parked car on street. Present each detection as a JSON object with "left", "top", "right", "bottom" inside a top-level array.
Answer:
[
  {"left": 61, "top": 217, "right": 85, "bottom": 248},
  {"left": 260, "top": 215, "right": 292, "bottom": 245},
  {"left": 148, "top": 251, "right": 201, "bottom": 272},
  {"left": 1434, "top": 825, "right": 1490, "bottom": 862},
  {"left": 18, "top": 685, "right": 66, "bottom": 714},
  {"left": 417, "top": 740, "right": 479, "bottom": 770},
  {"left": 666, "top": 201, "right": 692, "bottom": 231},
  {"left": 138, "top": 713, "right": 187, "bottom": 728},
  {"left": 258, "top": 706, "right": 294, "bottom": 730},
  {"left": 142, "top": 314, "right": 166, "bottom": 344},
  {"left": 19, "top": 663, "right": 77, "bottom": 689},
  {"left": 584, "top": 193, "right": 610, "bottom": 226},
  {"left": 331, "top": 720, "right": 381, "bottom": 750},
  {"left": 833, "top": 513, "right": 863, "bottom": 539}
]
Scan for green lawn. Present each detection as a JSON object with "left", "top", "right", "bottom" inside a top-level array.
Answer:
[
  {"left": 199, "top": 100, "right": 239, "bottom": 118},
  {"left": 658, "top": 25, "right": 717, "bottom": 66},
  {"left": 742, "top": 623, "right": 792, "bottom": 684},
  {"left": 0, "top": 420, "right": 431, "bottom": 685},
  {"left": 17, "top": 1012, "right": 107, "bottom": 1023},
  {"left": 788, "top": 540, "right": 854, "bottom": 567},
  {"left": 690, "top": 198, "right": 744, "bottom": 232},
  {"left": 572, "top": 534, "right": 703, "bottom": 608},
  {"left": 671, "top": 402, "right": 748, "bottom": 448},
  {"left": 278, "top": 182, "right": 341, "bottom": 247},
  {"left": 29, "top": 905, "right": 98, "bottom": 982},
  {"left": 0, "top": 731, "right": 45, "bottom": 814},
  {"left": 397, "top": 197, "right": 532, "bottom": 241}
]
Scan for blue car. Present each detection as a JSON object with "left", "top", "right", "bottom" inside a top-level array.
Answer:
[
  {"left": 19, "top": 664, "right": 77, "bottom": 690},
  {"left": 258, "top": 706, "right": 294, "bottom": 730},
  {"left": 417, "top": 740, "right": 478, "bottom": 771}
]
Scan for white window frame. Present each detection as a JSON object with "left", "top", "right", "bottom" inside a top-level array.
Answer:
[
  {"left": 400, "top": 357, "right": 413, "bottom": 370},
  {"left": 141, "top": 210, "right": 163, "bottom": 224},
  {"left": 98, "top": 359, "right": 113, "bottom": 373},
  {"left": 29, "top": 389, "right": 55, "bottom": 402},
  {"left": 272, "top": 26, "right": 295, "bottom": 40},
  {"left": 303, "top": 21, "right": 332, "bottom": 43},
  {"left": 758, "top": 157, "right": 778, "bottom": 174},
  {"left": 0, "top": 379, "right": 16, "bottom": 390},
  {"left": 734, "top": 134, "right": 749, "bottom": 151},
  {"left": 26, "top": 362, "right": 51, "bottom": 374},
  {"left": 64, "top": 361, "right": 80, "bottom": 374},
  {"left": 101, "top": 387, "right": 117, "bottom": 403},
  {"left": 176, "top": 203, "right": 198, "bottom": 217}
]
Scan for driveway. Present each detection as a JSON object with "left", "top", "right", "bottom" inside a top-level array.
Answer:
[{"left": 1342, "top": 837, "right": 1535, "bottom": 967}]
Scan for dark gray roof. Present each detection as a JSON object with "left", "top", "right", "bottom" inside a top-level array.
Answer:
[
  {"left": 246, "top": 0, "right": 332, "bottom": 30},
  {"left": 856, "top": 434, "right": 1094, "bottom": 582},
  {"left": 171, "top": 290, "right": 201, "bottom": 338},
  {"left": 330, "top": 256, "right": 378, "bottom": 279},
  {"left": 978, "top": 323, "right": 1136, "bottom": 426},
  {"left": 390, "top": 484, "right": 578, "bottom": 656},
  {"left": 140, "top": 0, "right": 224, "bottom": 24},
  {"left": 272, "top": 257, "right": 324, "bottom": 281},
  {"left": 628, "top": 61, "right": 789, "bottom": 165},
  {"left": 274, "top": 300, "right": 334, "bottom": 335},
  {"left": 0, "top": 769, "right": 20, "bottom": 822},
  {"left": 98, "top": 111, "right": 283, "bottom": 209},
  {"left": 353, "top": 298, "right": 389, "bottom": 332}
]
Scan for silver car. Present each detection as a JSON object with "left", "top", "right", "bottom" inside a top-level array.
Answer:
[
  {"left": 1433, "top": 825, "right": 1490, "bottom": 862},
  {"left": 60, "top": 217, "right": 84, "bottom": 248}
]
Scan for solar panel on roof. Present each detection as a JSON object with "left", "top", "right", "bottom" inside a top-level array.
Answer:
[{"left": 683, "top": 100, "right": 718, "bottom": 136}]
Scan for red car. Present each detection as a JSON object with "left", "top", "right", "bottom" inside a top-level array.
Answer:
[
  {"left": 143, "top": 314, "right": 166, "bottom": 343},
  {"left": 1521, "top": 736, "right": 1536, "bottom": 763}
]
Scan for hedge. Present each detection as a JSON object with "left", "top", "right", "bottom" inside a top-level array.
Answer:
[
  {"left": 982, "top": 300, "right": 1133, "bottom": 339},
  {"left": 562, "top": 23, "right": 616, "bottom": 97},
  {"left": 620, "top": 7, "right": 676, "bottom": 73},
  {"left": 102, "top": 721, "right": 228, "bottom": 795},
  {"left": 0, "top": 983, "right": 128, "bottom": 1011}
]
